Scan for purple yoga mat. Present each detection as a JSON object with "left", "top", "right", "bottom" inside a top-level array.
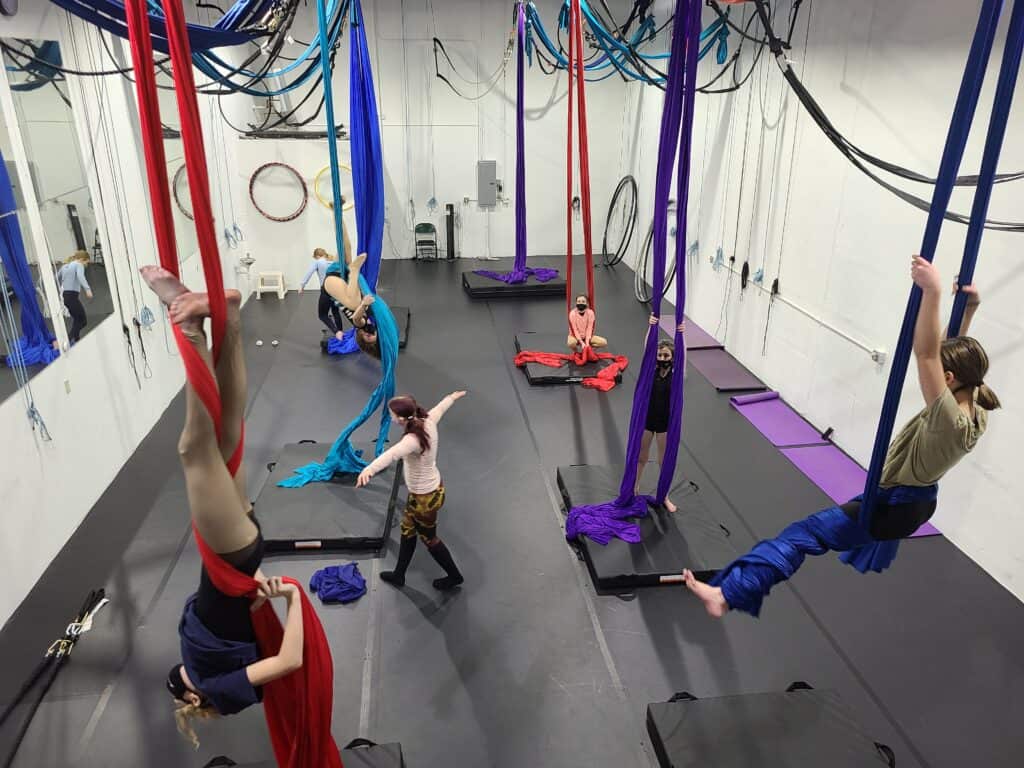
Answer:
[
  {"left": 660, "top": 315, "right": 722, "bottom": 350},
  {"left": 731, "top": 394, "right": 828, "bottom": 448},
  {"left": 687, "top": 348, "right": 765, "bottom": 392},
  {"left": 779, "top": 445, "right": 940, "bottom": 538}
]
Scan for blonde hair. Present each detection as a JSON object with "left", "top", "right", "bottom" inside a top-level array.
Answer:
[
  {"left": 173, "top": 700, "right": 220, "bottom": 749},
  {"left": 71, "top": 250, "right": 90, "bottom": 264}
]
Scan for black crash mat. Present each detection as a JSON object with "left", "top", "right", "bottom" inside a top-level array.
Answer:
[
  {"left": 514, "top": 332, "right": 623, "bottom": 386},
  {"left": 255, "top": 442, "right": 399, "bottom": 553},
  {"left": 462, "top": 269, "right": 566, "bottom": 299},
  {"left": 320, "top": 305, "right": 411, "bottom": 353},
  {"left": 218, "top": 741, "right": 405, "bottom": 767},
  {"left": 556, "top": 464, "right": 735, "bottom": 593},
  {"left": 647, "top": 688, "right": 893, "bottom": 767}
]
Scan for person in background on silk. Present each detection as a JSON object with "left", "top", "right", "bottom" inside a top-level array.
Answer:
[
  {"left": 635, "top": 315, "right": 686, "bottom": 513},
  {"left": 58, "top": 250, "right": 93, "bottom": 343},
  {"left": 298, "top": 247, "right": 345, "bottom": 342},
  {"left": 140, "top": 265, "right": 308, "bottom": 748},
  {"left": 567, "top": 294, "right": 607, "bottom": 353},
  {"left": 683, "top": 257, "right": 996, "bottom": 618},
  {"left": 357, "top": 391, "right": 467, "bottom": 591}
]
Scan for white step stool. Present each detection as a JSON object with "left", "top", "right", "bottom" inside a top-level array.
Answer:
[{"left": 256, "top": 271, "right": 285, "bottom": 300}]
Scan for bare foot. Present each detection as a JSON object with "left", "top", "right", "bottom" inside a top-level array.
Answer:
[
  {"left": 682, "top": 569, "right": 728, "bottom": 618},
  {"left": 664, "top": 497, "right": 677, "bottom": 513},
  {"left": 140, "top": 266, "right": 188, "bottom": 309},
  {"left": 168, "top": 289, "right": 241, "bottom": 327},
  {"left": 335, "top": 331, "right": 345, "bottom": 341}
]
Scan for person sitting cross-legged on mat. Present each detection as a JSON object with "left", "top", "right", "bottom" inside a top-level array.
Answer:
[
  {"left": 683, "top": 257, "right": 996, "bottom": 618},
  {"left": 567, "top": 294, "right": 608, "bottom": 353},
  {"left": 636, "top": 314, "right": 686, "bottom": 513},
  {"left": 357, "top": 391, "right": 467, "bottom": 591},
  {"left": 322, "top": 219, "right": 380, "bottom": 358},
  {"left": 298, "top": 247, "right": 345, "bottom": 341},
  {"left": 140, "top": 266, "right": 307, "bottom": 748}
]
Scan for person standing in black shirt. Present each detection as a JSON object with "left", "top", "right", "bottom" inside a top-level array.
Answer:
[{"left": 635, "top": 315, "right": 684, "bottom": 512}]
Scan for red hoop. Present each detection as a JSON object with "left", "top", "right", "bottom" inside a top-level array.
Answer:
[{"left": 248, "top": 162, "right": 309, "bottom": 223}]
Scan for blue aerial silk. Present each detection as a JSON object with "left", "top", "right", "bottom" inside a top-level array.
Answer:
[
  {"left": 710, "top": 485, "right": 938, "bottom": 617},
  {"left": 8, "top": 42, "right": 63, "bottom": 92},
  {"left": 48, "top": 0, "right": 266, "bottom": 53},
  {"left": 326, "top": 328, "right": 360, "bottom": 355},
  {"left": 0, "top": 151, "right": 59, "bottom": 370},
  {"left": 858, "top": 0, "right": 1023, "bottom": 531},
  {"left": 277, "top": 0, "right": 396, "bottom": 488},
  {"left": 349, "top": 0, "right": 386, "bottom": 292}
]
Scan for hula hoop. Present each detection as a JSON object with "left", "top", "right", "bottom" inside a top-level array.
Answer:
[
  {"left": 248, "top": 162, "right": 309, "bottom": 222},
  {"left": 172, "top": 163, "right": 194, "bottom": 221},
  {"left": 314, "top": 164, "right": 355, "bottom": 211}
]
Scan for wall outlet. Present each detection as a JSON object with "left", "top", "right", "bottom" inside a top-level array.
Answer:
[
  {"left": 64, "top": 379, "right": 71, "bottom": 394},
  {"left": 463, "top": 196, "right": 470, "bottom": 204}
]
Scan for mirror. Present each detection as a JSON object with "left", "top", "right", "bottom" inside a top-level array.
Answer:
[{"left": 1, "top": 39, "right": 112, "bottom": 380}]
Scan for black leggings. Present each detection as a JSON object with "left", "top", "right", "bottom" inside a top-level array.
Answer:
[
  {"left": 63, "top": 291, "right": 87, "bottom": 342},
  {"left": 317, "top": 287, "right": 344, "bottom": 335}
]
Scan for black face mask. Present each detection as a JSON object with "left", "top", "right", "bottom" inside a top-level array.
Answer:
[
  {"left": 657, "top": 360, "right": 672, "bottom": 370},
  {"left": 576, "top": 303, "right": 587, "bottom": 312}
]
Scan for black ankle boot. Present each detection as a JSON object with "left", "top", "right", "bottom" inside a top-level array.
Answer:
[
  {"left": 380, "top": 536, "right": 417, "bottom": 587},
  {"left": 427, "top": 541, "right": 464, "bottom": 591}
]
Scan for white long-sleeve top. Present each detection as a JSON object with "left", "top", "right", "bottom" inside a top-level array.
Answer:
[{"left": 363, "top": 395, "right": 455, "bottom": 493}]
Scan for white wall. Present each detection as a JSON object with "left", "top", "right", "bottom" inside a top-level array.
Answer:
[
  {"left": 618, "top": 1, "right": 1023, "bottom": 598},
  {"left": 229, "top": 0, "right": 635, "bottom": 287}
]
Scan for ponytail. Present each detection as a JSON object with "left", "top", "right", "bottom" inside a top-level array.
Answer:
[
  {"left": 976, "top": 383, "right": 1001, "bottom": 411},
  {"left": 388, "top": 395, "right": 431, "bottom": 452}
]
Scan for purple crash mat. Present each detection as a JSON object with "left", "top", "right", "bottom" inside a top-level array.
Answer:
[
  {"left": 779, "top": 445, "right": 940, "bottom": 538},
  {"left": 660, "top": 315, "right": 722, "bottom": 350},
  {"left": 687, "top": 348, "right": 765, "bottom": 392},
  {"left": 730, "top": 393, "right": 829, "bottom": 448}
]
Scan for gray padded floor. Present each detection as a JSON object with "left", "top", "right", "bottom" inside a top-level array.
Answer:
[{"left": 1, "top": 258, "right": 1022, "bottom": 767}]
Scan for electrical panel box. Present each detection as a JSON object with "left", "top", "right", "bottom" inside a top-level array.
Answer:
[{"left": 477, "top": 160, "right": 497, "bottom": 207}]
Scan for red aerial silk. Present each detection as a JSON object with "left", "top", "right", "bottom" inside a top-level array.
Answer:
[
  {"left": 515, "top": 1, "right": 629, "bottom": 392},
  {"left": 123, "top": 3, "right": 342, "bottom": 766},
  {"left": 514, "top": 347, "right": 629, "bottom": 392}
]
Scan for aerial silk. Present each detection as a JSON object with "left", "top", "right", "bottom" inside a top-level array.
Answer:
[
  {"left": 707, "top": 0, "right": 1024, "bottom": 615},
  {"left": 121, "top": 3, "right": 342, "bottom": 766},
  {"left": 514, "top": 0, "right": 628, "bottom": 390},
  {"left": 276, "top": 0, "right": 398, "bottom": 487},
  {"left": 349, "top": 0, "right": 386, "bottom": 292},
  {"left": 474, "top": 2, "right": 560, "bottom": 286},
  {"left": 565, "top": 0, "right": 699, "bottom": 544},
  {"left": 0, "top": 153, "right": 59, "bottom": 370},
  {"left": 8, "top": 41, "right": 64, "bottom": 92},
  {"left": 50, "top": 0, "right": 267, "bottom": 53}
]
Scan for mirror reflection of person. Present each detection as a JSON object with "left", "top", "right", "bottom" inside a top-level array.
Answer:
[{"left": 58, "top": 250, "right": 92, "bottom": 343}]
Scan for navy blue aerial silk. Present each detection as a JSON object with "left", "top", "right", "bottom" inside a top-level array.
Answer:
[
  {"left": 277, "top": 0, "right": 397, "bottom": 488},
  {"left": 349, "top": 0, "right": 386, "bottom": 292},
  {"left": 49, "top": 0, "right": 266, "bottom": 53},
  {"left": 0, "top": 151, "right": 59, "bottom": 370},
  {"left": 710, "top": 485, "right": 938, "bottom": 617},
  {"left": 859, "top": 0, "right": 1022, "bottom": 531}
]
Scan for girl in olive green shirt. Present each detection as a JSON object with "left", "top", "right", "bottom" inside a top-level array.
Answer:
[{"left": 684, "top": 257, "right": 999, "bottom": 618}]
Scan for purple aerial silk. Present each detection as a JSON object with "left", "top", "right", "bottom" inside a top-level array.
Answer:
[
  {"left": 474, "top": 2, "right": 559, "bottom": 286},
  {"left": 566, "top": 0, "right": 700, "bottom": 544}
]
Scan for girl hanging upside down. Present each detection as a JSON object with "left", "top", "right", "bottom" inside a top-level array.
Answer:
[
  {"left": 322, "top": 220, "right": 381, "bottom": 359},
  {"left": 357, "top": 391, "right": 467, "bottom": 591},
  {"left": 636, "top": 314, "right": 686, "bottom": 512},
  {"left": 684, "top": 256, "right": 997, "bottom": 618},
  {"left": 567, "top": 294, "right": 608, "bottom": 353},
  {"left": 140, "top": 266, "right": 307, "bottom": 747}
]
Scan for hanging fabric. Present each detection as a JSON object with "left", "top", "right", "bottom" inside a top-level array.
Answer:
[
  {"left": 0, "top": 153, "right": 59, "bottom": 369},
  {"left": 474, "top": 1, "right": 560, "bottom": 286},
  {"left": 349, "top": 0, "right": 387, "bottom": 292},
  {"left": 276, "top": 0, "right": 398, "bottom": 488},
  {"left": 565, "top": 0, "right": 700, "bottom": 543},
  {"left": 122, "top": 3, "right": 342, "bottom": 766},
  {"left": 845, "top": 0, "right": 1023, "bottom": 533}
]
